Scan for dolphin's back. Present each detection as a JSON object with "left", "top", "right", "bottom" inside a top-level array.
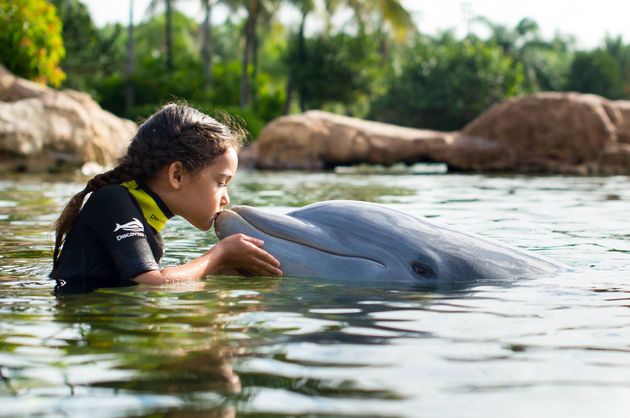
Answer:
[{"left": 289, "top": 200, "right": 567, "bottom": 279}]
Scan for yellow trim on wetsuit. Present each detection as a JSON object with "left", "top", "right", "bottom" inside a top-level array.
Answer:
[{"left": 120, "top": 180, "right": 169, "bottom": 233}]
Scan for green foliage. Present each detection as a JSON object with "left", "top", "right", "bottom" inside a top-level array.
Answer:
[
  {"left": 10, "top": 0, "right": 630, "bottom": 141},
  {"left": 566, "top": 50, "right": 625, "bottom": 99},
  {"left": 133, "top": 10, "right": 200, "bottom": 68},
  {"left": 603, "top": 35, "right": 630, "bottom": 95},
  {"left": 51, "top": 0, "right": 123, "bottom": 94},
  {"left": 369, "top": 35, "right": 526, "bottom": 131},
  {"left": 250, "top": 71, "right": 286, "bottom": 122},
  {"left": 94, "top": 57, "right": 281, "bottom": 139},
  {"left": 83, "top": 9, "right": 285, "bottom": 139},
  {"left": 472, "top": 17, "right": 573, "bottom": 92},
  {"left": 0, "top": 0, "right": 66, "bottom": 86},
  {"left": 287, "top": 32, "right": 378, "bottom": 110}
]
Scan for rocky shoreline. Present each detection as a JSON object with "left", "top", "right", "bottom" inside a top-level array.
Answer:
[
  {"left": 247, "top": 93, "right": 630, "bottom": 175},
  {"left": 3, "top": 65, "right": 630, "bottom": 175}
]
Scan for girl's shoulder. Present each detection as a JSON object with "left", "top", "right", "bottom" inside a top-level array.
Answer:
[{"left": 84, "top": 184, "right": 133, "bottom": 209}]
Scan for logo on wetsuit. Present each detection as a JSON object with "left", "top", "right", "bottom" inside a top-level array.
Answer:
[{"left": 114, "top": 218, "right": 145, "bottom": 241}]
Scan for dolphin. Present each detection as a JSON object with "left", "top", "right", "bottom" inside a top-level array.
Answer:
[{"left": 214, "top": 200, "right": 567, "bottom": 287}]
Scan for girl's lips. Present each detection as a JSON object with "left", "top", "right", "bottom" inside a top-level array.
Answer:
[{"left": 211, "top": 211, "right": 223, "bottom": 225}]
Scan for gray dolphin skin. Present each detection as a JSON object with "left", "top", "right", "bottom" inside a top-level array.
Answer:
[{"left": 214, "top": 200, "right": 567, "bottom": 286}]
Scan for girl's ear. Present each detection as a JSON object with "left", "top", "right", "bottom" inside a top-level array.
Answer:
[{"left": 167, "top": 161, "right": 185, "bottom": 190}]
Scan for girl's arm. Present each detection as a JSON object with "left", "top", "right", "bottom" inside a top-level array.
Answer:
[{"left": 133, "top": 234, "right": 282, "bottom": 285}]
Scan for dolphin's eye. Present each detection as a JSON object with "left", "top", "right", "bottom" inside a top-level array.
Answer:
[{"left": 412, "top": 262, "right": 434, "bottom": 278}]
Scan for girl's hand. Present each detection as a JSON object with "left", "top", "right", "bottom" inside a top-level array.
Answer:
[{"left": 212, "top": 234, "right": 283, "bottom": 276}]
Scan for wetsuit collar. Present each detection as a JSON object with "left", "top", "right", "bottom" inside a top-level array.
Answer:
[{"left": 120, "top": 180, "right": 174, "bottom": 233}]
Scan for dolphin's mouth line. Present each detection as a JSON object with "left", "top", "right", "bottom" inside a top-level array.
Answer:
[
  {"left": 273, "top": 233, "right": 387, "bottom": 267},
  {"left": 220, "top": 210, "right": 386, "bottom": 268}
]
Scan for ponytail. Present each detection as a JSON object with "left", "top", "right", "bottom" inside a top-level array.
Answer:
[{"left": 52, "top": 163, "right": 136, "bottom": 269}]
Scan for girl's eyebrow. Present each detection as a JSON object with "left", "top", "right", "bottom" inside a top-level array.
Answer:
[{"left": 216, "top": 173, "right": 233, "bottom": 181}]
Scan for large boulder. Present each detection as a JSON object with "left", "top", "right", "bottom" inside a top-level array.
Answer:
[
  {"left": 460, "top": 92, "right": 618, "bottom": 171},
  {"left": 255, "top": 110, "right": 456, "bottom": 170},
  {"left": 249, "top": 92, "right": 630, "bottom": 174},
  {"left": 613, "top": 100, "right": 630, "bottom": 144},
  {"left": 0, "top": 65, "right": 136, "bottom": 172}
]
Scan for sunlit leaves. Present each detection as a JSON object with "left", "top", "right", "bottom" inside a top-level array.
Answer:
[{"left": 0, "top": 0, "right": 66, "bottom": 86}]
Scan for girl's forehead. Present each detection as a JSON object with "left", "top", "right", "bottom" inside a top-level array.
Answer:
[{"left": 206, "top": 150, "right": 238, "bottom": 175}]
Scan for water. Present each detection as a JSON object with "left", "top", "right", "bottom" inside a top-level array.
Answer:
[{"left": 1, "top": 168, "right": 630, "bottom": 417}]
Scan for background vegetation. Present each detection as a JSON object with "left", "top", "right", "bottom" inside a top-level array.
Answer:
[{"left": 2, "top": 0, "right": 630, "bottom": 137}]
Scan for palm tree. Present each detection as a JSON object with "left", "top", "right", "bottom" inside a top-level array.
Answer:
[
  {"left": 284, "top": 0, "right": 315, "bottom": 112},
  {"left": 346, "top": 0, "right": 415, "bottom": 39},
  {"left": 239, "top": 0, "right": 259, "bottom": 108},
  {"left": 125, "top": 0, "right": 135, "bottom": 112},
  {"left": 284, "top": 0, "right": 414, "bottom": 112},
  {"left": 236, "top": 0, "right": 281, "bottom": 109},
  {"left": 200, "top": 0, "right": 214, "bottom": 90},
  {"left": 358, "top": 0, "right": 416, "bottom": 61},
  {"left": 472, "top": 17, "right": 567, "bottom": 91},
  {"left": 145, "top": 0, "right": 180, "bottom": 73},
  {"left": 308, "top": 0, "right": 415, "bottom": 68}
]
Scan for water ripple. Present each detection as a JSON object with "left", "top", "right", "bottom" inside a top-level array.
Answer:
[{"left": 1, "top": 172, "right": 630, "bottom": 417}]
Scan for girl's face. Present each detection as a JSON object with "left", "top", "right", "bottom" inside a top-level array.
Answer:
[{"left": 177, "top": 147, "right": 238, "bottom": 231}]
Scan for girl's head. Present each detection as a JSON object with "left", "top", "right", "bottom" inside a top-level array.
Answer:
[
  {"left": 53, "top": 103, "right": 244, "bottom": 268},
  {"left": 122, "top": 103, "right": 243, "bottom": 182}
]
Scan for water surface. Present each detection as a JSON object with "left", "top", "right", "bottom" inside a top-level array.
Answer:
[{"left": 1, "top": 169, "right": 629, "bottom": 417}]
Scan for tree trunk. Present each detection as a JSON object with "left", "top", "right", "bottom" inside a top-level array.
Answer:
[
  {"left": 377, "top": 26, "right": 389, "bottom": 64},
  {"left": 283, "top": 77, "right": 293, "bottom": 114},
  {"left": 251, "top": 25, "right": 259, "bottom": 105},
  {"left": 284, "top": 8, "right": 309, "bottom": 114},
  {"left": 165, "top": 0, "right": 173, "bottom": 73},
  {"left": 297, "top": 10, "right": 307, "bottom": 112},
  {"left": 125, "top": 0, "right": 135, "bottom": 114},
  {"left": 240, "top": 0, "right": 258, "bottom": 109},
  {"left": 201, "top": 0, "right": 213, "bottom": 91}
]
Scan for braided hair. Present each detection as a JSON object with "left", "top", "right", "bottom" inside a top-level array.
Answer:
[{"left": 52, "top": 103, "right": 244, "bottom": 270}]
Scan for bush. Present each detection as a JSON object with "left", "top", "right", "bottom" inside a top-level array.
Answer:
[
  {"left": 369, "top": 36, "right": 526, "bottom": 131},
  {"left": 95, "top": 59, "right": 277, "bottom": 140},
  {"left": 287, "top": 33, "right": 378, "bottom": 110},
  {"left": 0, "top": 0, "right": 66, "bottom": 86},
  {"left": 566, "top": 50, "right": 625, "bottom": 99}
]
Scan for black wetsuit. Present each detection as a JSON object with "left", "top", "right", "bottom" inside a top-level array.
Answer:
[{"left": 51, "top": 181, "right": 173, "bottom": 294}]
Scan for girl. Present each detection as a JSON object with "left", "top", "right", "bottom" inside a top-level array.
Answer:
[{"left": 51, "top": 103, "right": 282, "bottom": 294}]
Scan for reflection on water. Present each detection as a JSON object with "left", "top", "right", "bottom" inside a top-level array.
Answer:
[{"left": 1, "top": 170, "right": 630, "bottom": 417}]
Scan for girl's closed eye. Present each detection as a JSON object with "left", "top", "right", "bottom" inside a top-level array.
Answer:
[{"left": 217, "top": 175, "right": 232, "bottom": 187}]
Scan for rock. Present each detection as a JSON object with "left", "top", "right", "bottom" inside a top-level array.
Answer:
[
  {"left": 613, "top": 100, "right": 630, "bottom": 144},
  {"left": 0, "top": 65, "right": 136, "bottom": 172},
  {"left": 460, "top": 92, "right": 616, "bottom": 171},
  {"left": 0, "top": 65, "right": 49, "bottom": 102},
  {"left": 597, "top": 143, "right": 630, "bottom": 175},
  {"left": 252, "top": 92, "right": 630, "bottom": 174},
  {"left": 236, "top": 141, "right": 260, "bottom": 169},
  {"left": 255, "top": 110, "right": 454, "bottom": 170}
]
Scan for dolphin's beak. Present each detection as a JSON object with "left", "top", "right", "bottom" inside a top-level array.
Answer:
[
  {"left": 225, "top": 206, "right": 325, "bottom": 246},
  {"left": 214, "top": 209, "right": 246, "bottom": 239},
  {"left": 215, "top": 206, "right": 385, "bottom": 267}
]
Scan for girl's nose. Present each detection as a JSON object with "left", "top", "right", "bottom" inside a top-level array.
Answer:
[{"left": 221, "top": 191, "right": 230, "bottom": 207}]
